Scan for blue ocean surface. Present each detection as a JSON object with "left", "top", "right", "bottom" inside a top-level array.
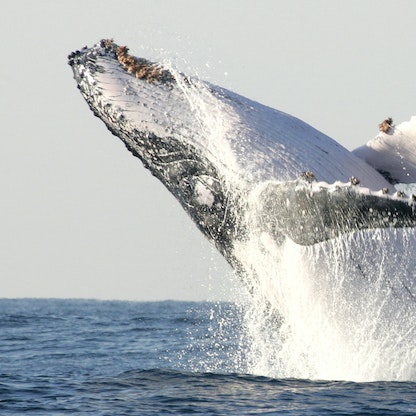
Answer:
[{"left": 0, "top": 298, "right": 415, "bottom": 415}]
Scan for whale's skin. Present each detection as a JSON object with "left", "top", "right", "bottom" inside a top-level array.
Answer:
[{"left": 68, "top": 40, "right": 416, "bottom": 269}]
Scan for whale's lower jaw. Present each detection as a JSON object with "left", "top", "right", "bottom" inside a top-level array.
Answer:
[{"left": 69, "top": 39, "right": 416, "bottom": 263}]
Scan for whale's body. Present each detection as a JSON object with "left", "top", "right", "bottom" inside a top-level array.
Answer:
[{"left": 69, "top": 40, "right": 416, "bottom": 380}]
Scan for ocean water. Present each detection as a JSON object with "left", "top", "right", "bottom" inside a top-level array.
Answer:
[{"left": 1, "top": 298, "right": 415, "bottom": 415}]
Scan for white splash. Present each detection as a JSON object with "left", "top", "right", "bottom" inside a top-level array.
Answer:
[
  {"left": 178, "top": 71, "right": 416, "bottom": 382},
  {"left": 236, "top": 227, "right": 416, "bottom": 382}
]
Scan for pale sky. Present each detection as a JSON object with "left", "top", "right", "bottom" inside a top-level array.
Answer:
[{"left": 2, "top": 0, "right": 416, "bottom": 301}]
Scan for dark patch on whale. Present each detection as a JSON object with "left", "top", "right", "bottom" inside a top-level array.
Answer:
[{"left": 259, "top": 179, "right": 416, "bottom": 246}]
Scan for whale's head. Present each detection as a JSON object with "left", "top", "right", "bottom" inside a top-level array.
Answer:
[
  {"left": 69, "top": 39, "right": 416, "bottom": 267},
  {"left": 68, "top": 40, "right": 243, "bottom": 262}
]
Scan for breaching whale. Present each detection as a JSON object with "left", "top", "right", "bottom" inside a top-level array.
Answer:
[{"left": 68, "top": 39, "right": 416, "bottom": 273}]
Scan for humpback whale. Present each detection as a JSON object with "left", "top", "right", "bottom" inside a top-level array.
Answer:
[{"left": 68, "top": 39, "right": 416, "bottom": 275}]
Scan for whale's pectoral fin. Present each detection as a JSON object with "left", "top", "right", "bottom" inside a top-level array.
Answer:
[{"left": 259, "top": 180, "right": 416, "bottom": 245}]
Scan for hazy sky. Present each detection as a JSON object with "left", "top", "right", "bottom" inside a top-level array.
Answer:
[{"left": 2, "top": 0, "right": 416, "bottom": 301}]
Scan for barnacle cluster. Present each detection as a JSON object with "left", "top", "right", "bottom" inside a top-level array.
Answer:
[
  {"left": 379, "top": 117, "right": 393, "bottom": 133},
  {"left": 300, "top": 171, "right": 316, "bottom": 183},
  {"left": 102, "top": 39, "right": 174, "bottom": 84},
  {"left": 349, "top": 176, "right": 360, "bottom": 185}
]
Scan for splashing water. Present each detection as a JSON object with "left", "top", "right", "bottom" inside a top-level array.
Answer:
[
  {"left": 70, "top": 41, "right": 416, "bottom": 383},
  {"left": 237, "top": 227, "right": 416, "bottom": 381},
  {"left": 181, "top": 226, "right": 416, "bottom": 381},
  {"left": 174, "top": 77, "right": 416, "bottom": 382},
  {"left": 170, "top": 66, "right": 243, "bottom": 186}
]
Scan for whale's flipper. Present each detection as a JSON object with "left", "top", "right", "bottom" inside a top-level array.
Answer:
[
  {"left": 258, "top": 180, "right": 416, "bottom": 246},
  {"left": 68, "top": 39, "right": 416, "bottom": 256}
]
